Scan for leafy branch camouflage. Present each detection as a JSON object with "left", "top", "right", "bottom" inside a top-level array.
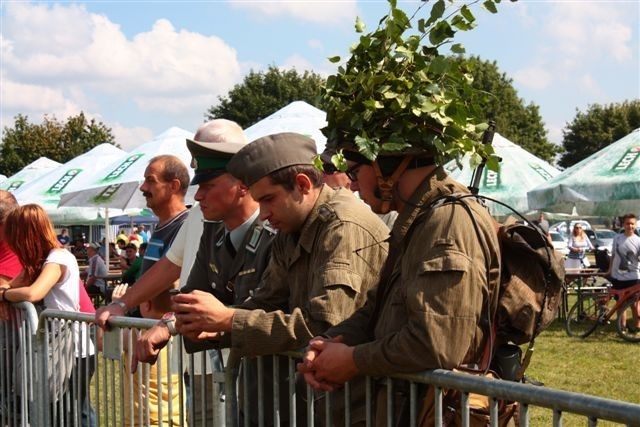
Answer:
[{"left": 322, "top": 0, "right": 508, "bottom": 172}]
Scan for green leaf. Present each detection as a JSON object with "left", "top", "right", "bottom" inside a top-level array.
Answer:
[
  {"left": 355, "top": 16, "right": 366, "bottom": 33},
  {"left": 381, "top": 141, "right": 412, "bottom": 152},
  {"left": 328, "top": 56, "right": 341, "bottom": 63},
  {"left": 331, "top": 152, "right": 348, "bottom": 172},
  {"left": 460, "top": 5, "right": 476, "bottom": 23},
  {"left": 313, "top": 155, "right": 325, "bottom": 172},
  {"left": 428, "top": 0, "right": 446, "bottom": 24},
  {"left": 451, "top": 43, "right": 466, "bottom": 54},
  {"left": 429, "top": 56, "right": 450, "bottom": 75},
  {"left": 483, "top": 0, "right": 498, "bottom": 14}
]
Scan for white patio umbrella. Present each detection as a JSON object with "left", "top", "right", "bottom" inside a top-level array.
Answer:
[
  {"left": 527, "top": 128, "right": 640, "bottom": 216},
  {"left": 13, "top": 144, "right": 129, "bottom": 224},
  {"left": 0, "top": 175, "right": 6, "bottom": 184},
  {"left": 244, "top": 101, "right": 327, "bottom": 154},
  {"left": 59, "top": 127, "right": 195, "bottom": 211},
  {"left": 1, "top": 157, "right": 61, "bottom": 192},
  {"left": 444, "top": 133, "right": 561, "bottom": 216}
]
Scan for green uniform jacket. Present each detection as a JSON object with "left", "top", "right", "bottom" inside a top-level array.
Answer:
[
  {"left": 229, "top": 185, "right": 390, "bottom": 356},
  {"left": 326, "top": 167, "right": 501, "bottom": 376},
  {"left": 182, "top": 216, "right": 276, "bottom": 354}
]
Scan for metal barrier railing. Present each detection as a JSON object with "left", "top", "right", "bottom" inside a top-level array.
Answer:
[
  {"left": 0, "top": 302, "right": 39, "bottom": 427},
  {"left": 2, "top": 304, "right": 640, "bottom": 426}
]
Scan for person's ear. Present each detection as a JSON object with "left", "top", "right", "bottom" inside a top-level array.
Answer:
[
  {"left": 295, "top": 173, "right": 312, "bottom": 194},
  {"left": 237, "top": 183, "right": 248, "bottom": 197}
]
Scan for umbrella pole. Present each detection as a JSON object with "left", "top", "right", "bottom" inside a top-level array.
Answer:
[{"left": 105, "top": 208, "right": 110, "bottom": 269}]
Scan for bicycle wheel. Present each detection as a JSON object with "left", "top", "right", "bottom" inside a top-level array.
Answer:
[
  {"left": 616, "top": 296, "right": 640, "bottom": 343},
  {"left": 566, "top": 296, "right": 601, "bottom": 338}
]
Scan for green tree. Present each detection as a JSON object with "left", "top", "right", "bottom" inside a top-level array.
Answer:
[
  {"left": 559, "top": 100, "right": 640, "bottom": 168},
  {"left": 457, "top": 56, "right": 559, "bottom": 163},
  {"left": 205, "top": 66, "right": 325, "bottom": 128},
  {"left": 1, "top": 112, "right": 116, "bottom": 176}
]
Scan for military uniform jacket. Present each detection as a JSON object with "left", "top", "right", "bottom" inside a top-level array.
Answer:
[
  {"left": 182, "top": 216, "right": 275, "bottom": 353},
  {"left": 326, "top": 167, "right": 501, "bottom": 376},
  {"left": 228, "top": 185, "right": 390, "bottom": 356}
]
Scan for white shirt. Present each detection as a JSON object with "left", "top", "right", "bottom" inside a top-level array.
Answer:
[
  {"left": 165, "top": 204, "right": 204, "bottom": 287},
  {"left": 43, "top": 249, "right": 94, "bottom": 357}
]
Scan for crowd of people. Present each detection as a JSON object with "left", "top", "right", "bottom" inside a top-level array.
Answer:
[{"left": 1, "top": 116, "right": 639, "bottom": 426}]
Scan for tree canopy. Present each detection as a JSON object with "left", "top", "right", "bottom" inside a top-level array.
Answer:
[
  {"left": 456, "top": 56, "right": 559, "bottom": 163},
  {"left": 0, "top": 112, "right": 116, "bottom": 176},
  {"left": 205, "top": 66, "right": 325, "bottom": 128},
  {"left": 559, "top": 100, "right": 640, "bottom": 168}
]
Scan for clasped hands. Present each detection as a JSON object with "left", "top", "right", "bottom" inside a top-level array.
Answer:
[{"left": 297, "top": 335, "right": 359, "bottom": 392}]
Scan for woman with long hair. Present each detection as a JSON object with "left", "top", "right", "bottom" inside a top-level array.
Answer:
[
  {"left": 0, "top": 204, "right": 95, "bottom": 426},
  {"left": 565, "top": 223, "right": 594, "bottom": 270}
]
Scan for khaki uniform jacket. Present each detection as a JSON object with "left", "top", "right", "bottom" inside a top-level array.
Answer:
[
  {"left": 326, "top": 167, "right": 501, "bottom": 376},
  {"left": 229, "top": 185, "right": 390, "bottom": 356},
  {"left": 182, "top": 217, "right": 275, "bottom": 353}
]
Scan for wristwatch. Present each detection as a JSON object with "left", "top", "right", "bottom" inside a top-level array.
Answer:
[
  {"left": 161, "top": 312, "right": 178, "bottom": 336},
  {"left": 109, "top": 300, "right": 128, "bottom": 312}
]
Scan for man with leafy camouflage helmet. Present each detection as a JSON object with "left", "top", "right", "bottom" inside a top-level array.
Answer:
[{"left": 299, "top": 136, "right": 502, "bottom": 424}]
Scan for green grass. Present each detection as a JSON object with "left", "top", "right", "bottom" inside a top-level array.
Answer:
[{"left": 527, "top": 318, "right": 639, "bottom": 425}]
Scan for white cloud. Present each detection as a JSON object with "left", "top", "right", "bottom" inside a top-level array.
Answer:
[
  {"left": 228, "top": 0, "right": 357, "bottom": 25},
  {"left": 513, "top": 66, "right": 552, "bottom": 90},
  {"left": 1, "top": 78, "right": 82, "bottom": 118},
  {"left": 111, "top": 124, "right": 155, "bottom": 152},
  {"left": 1, "top": 2, "right": 243, "bottom": 120},
  {"left": 280, "top": 54, "right": 336, "bottom": 78},
  {"left": 544, "top": 2, "right": 634, "bottom": 66},
  {"left": 308, "top": 39, "right": 324, "bottom": 50}
]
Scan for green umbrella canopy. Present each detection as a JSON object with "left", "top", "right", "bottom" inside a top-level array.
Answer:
[
  {"left": 444, "top": 133, "right": 560, "bottom": 216},
  {"left": 527, "top": 128, "right": 640, "bottom": 216}
]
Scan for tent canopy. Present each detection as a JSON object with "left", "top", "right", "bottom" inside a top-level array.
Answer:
[
  {"left": 527, "top": 128, "right": 640, "bottom": 216},
  {"left": 1, "top": 157, "right": 61, "bottom": 192},
  {"left": 244, "top": 101, "right": 327, "bottom": 154},
  {"left": 59, "top": 127, "right": 195, "bottom": 210},
  {"left": 444, "top": 133, "right": 560, "bottom": 216}
]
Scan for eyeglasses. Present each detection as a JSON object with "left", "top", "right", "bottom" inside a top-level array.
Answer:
[{"left": 345, "top": 164, "right": 363, "bottom": 182}]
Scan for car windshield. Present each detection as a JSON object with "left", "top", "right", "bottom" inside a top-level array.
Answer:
[
  {"left": 550, "top": 233, "right": 564, "bottom": 242},
  {"left": 595, "top": 230, "right": 616, "bottom": 239}
]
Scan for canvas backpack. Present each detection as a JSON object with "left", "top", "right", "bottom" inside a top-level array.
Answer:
[{"left": 430, "top": 194, "right": 565, "bottom": 380}]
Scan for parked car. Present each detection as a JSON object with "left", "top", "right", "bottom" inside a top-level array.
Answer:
[
  {"left": 549, "top": 231, "right": 569, "bottom": 256},
  {"left": 551, "top": 220, "right": 593, "bottom": 241},
  {"left": 584, "top": 228, "right": 616, "bottom": 253}
]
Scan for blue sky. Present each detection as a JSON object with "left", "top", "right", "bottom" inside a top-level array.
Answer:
[{"left": 1, "top": 0, "right": 638, "bottom": 153}]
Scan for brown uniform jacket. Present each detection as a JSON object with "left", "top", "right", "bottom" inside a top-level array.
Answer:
[
  {"left": 229, "top": 185, "right": 390, "bottom": 356},
  {"left": 326, "top": 167, "right": 501, "bottom": 376}
]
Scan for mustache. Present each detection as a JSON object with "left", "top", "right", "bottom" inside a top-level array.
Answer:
[{"left": 142, "top": 192, "right": 152, "bottom": 198}]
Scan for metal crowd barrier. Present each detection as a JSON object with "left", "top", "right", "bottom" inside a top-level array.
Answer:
[{"left": 2, "top": 303, "right": 640, "bottom": 426}]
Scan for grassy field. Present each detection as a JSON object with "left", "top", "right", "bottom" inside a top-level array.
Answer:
[
  {"left": 526, "top": 318, "right": 639, "bottom": 425},
  {"left": 89, "top": 317, "right": 639, "bottom": 426}
]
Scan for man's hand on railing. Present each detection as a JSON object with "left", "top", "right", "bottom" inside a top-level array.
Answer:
[
  {"left": 131, "top": 321, "right": 171, "bottom": 373},
  {"left": 299, "top": 336, "right": 359, "bottom": 392},
  {"left": 95, "top": 300, "right": 127, "bottom": 330},
  {"left": 172, "top": 290, "right": 234, "bottom": 335}
]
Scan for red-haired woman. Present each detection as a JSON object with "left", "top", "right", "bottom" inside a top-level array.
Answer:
[{"left": 0, "top": 204, "right": 95, "bottom": 426}]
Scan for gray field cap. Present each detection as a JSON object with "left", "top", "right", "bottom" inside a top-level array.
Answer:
[{"left": 227, "top": 132, "right": 317, "bottom": 186}]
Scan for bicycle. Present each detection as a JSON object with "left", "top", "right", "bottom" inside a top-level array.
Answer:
[{"left": 565, "top": 282, "right": 640, "bottom": 342}]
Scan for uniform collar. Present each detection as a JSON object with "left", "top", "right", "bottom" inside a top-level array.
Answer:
[{"left": 226, "top": 209, "right": 260, "bottom": 251}]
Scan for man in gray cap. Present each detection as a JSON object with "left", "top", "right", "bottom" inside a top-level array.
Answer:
[{"left": 169, "top": 132, "right": 389, "bottom": 424}]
